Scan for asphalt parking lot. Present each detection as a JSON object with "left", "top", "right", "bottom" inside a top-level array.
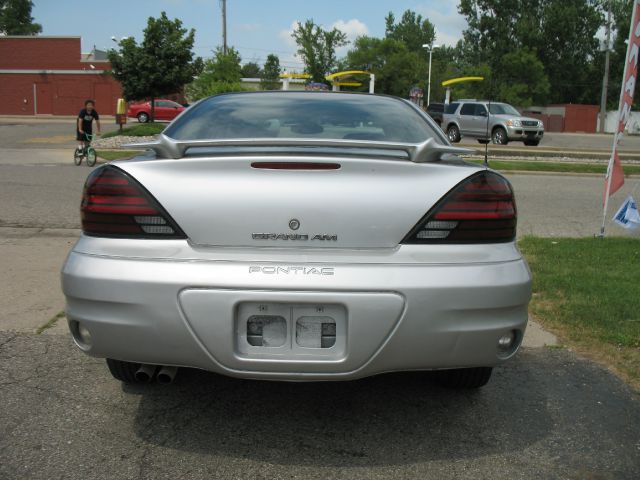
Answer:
[
  {"left": 1, "top": 332, "right": 639, "bottom": 480},
  {"left": 0, "top": 119, "right": 638, "bottom": 479}
]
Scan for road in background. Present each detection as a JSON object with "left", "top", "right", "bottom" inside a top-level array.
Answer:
[{"left": 2, "top": 117, "right": 640, "bottom": 152}]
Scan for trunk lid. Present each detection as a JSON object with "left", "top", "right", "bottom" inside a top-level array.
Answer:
[{"left": 118, "top": 155, "right": 480, "bottom": 248}]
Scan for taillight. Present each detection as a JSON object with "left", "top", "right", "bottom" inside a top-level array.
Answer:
[
  {"left": 402, "top": 171, "right": 516, "bottom": 243},
  {"left": 81, "top": 166, "right": 186, "bottom": 238}
]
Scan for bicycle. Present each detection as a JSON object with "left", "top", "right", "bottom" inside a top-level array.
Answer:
[{"left": 74, "top": 133, "right": 98, "bottom": 167}]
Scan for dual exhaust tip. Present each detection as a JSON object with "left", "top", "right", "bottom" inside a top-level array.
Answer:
[{"left": 135, "top": 364, "right": 178, "bottom": 384}]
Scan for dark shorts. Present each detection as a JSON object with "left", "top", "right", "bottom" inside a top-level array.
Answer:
[{"left": 76, "top": 130, "right": 92, "bottom": 141}]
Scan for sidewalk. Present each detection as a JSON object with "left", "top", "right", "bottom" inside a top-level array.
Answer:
[{"left": 0, "top": 148, "right": 74, "bottom": 165}]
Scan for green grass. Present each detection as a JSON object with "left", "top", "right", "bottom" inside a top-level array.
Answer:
[
  {"left": 102, "top": 123, "right": 165, "bottom": 138},
  {"left": 96, "top": 150, "right": 143, "bottom": 161},
  {"left": 36, "top": 311, "right": 65, "bottom": 334},
  {"left": 469, "top": 159, "right": 640, "bottom": 175},
  {"left": 519, "top": 237, "right": 640, "bottom": 388}
]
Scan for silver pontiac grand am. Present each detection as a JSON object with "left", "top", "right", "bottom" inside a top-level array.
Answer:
[{"left": 61, "top": 92, "right": 532, "bottom": 388}]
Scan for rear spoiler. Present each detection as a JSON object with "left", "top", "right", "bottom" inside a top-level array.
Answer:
[{"left": 124, "top": 134, "right": 474, "bottom": 163}]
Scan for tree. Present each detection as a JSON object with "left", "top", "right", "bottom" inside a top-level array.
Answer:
[
  {"left": 108, "top": 11, "right": 203, "bottom": 121},
  {"left": 345, "top": 36, "right": 426, "bottom": 97},
  {"left": 292, "top": 19, "right": 348, "bottom": 83},
  {"left": 187, "top": 47, "right": 246, "bottom": 100},
  {"left": 458, "top": 0, "right": 603, "bottom": 104},
  {"left": 241, "top": 62, "right": 261, "bottom": 78},
  {"left": 260, "top": 54, "right": 281, "bottom": 90},
  {"left": 0, "top": 0, "right": 41, "bottom": 35},
  {"left": 384, "top": 10, "right": 436, "bottom": 52},
  {"left": 608, "top": 0, "right": 637, "bottom": 109}
]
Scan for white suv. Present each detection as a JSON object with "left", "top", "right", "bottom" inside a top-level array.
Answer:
[{"left": 442, "top": 101, "right": 544, "bottom": 146}]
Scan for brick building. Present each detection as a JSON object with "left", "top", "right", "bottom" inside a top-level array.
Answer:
[{"left": 0, "top": 36, "right": 122, "bottom": 115}]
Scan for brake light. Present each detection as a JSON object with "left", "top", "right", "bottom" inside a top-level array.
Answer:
[
  {"left": 251, "top": 162, "right": 341, "bottom": 170},
  {"left": 403, "top": 171, "right": 516, "bottom": 243},
  {"left": 81, "top": 166, "right": 186, "bottom": 238}
]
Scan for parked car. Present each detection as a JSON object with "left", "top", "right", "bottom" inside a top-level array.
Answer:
[
  {"left": 442, "top": 100, "right": 544, "bottom": 146},
  {"left": 425, "top": 102, "right": 444, "bottom": 126},
  {"left": 127, "top": 99, "right": 185, "bottom": 123},
  {"left": 62, "top": 91, "right": 531, "bottom": 389}
]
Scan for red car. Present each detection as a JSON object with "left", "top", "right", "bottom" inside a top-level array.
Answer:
[{"left": 127, "top": 99, "right": 186, "bottom": 123}]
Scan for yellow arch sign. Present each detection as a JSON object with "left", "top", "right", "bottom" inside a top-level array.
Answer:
[{"left": 441, "top": 76, "right": 484, "bottom": 87}]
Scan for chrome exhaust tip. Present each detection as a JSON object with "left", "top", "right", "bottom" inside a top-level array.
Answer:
[
  {"left": 134, "top": 364, "right": 157, "bottom": 383},
  {"left": 156, "top": 366, "right": 178, "bottom": 385}
]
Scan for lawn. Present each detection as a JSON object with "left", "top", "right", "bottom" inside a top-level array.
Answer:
[
  {"left": 96, "top": 150, "right": 143, "bottom": 161},
  {"left": 519, "top": 237, "right": 640, "bottom": 388},
  {"left": 102, "top": 123, "right": 166, "bottom": 138},
  {"left": 470, "top": 159, "right": 640, "bottom": 176}
]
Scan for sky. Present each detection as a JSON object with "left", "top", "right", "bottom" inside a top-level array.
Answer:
[{"left": 32, "top": 0, "right": 467, "bottom": 71}]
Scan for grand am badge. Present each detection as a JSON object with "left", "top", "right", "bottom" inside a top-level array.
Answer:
[{"left": 252, "top": 233, "right": 337, "bottom": 241}]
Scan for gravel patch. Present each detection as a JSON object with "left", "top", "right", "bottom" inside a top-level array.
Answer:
[{"left": 92, "top": 135, "right": 158, "bottom": 149}]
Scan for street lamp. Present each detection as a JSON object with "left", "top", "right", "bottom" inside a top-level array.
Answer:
[{"left": 422, "top": 43, "right": 440, "bottom": 106}]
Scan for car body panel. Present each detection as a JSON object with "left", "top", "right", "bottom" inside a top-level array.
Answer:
[
  {"left": 116, "top": 156, "right": 483, "bottom": 248},
  {"left": 62, "top": 240, "right": 531, "bottom": 380}
]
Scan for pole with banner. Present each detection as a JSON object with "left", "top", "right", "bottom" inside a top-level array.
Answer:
[{"left": 601, "top": 0, "right": 640, "bottom": 237}]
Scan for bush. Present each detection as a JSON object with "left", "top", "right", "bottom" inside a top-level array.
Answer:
[{"left": 102, "top": 123, "right": 166, "bottom": 138}]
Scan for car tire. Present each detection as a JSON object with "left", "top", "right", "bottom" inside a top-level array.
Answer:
[
  {"left": 492, "top": 127, "right": 508, "bottom": 145},
  {"left": 524, "top": 140, "right": 540, "bottom": 146},
  {"left": 137, "top": 112, "right": 149, "bottom": 123},
  {"left": 436, "top": 367, "right": 493, "bottom": 388},
  {"left": 106, "top": 358, "right": 141, "bottom": 384},
  {"left": 447, "top": 125, "right": 461, "bottom": 143}
]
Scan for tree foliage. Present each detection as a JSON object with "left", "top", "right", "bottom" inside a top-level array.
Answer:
[
  {"left": 292, "top": 19, "right": 348, "bottom": 83},
  {"left": 108, "top": 11, "right": 203, "bottom": 119},
  {"left": 458, "top": 0, "right": 603, "bottom": 105},
  {"left": 260, "top": 54, "right": 281, "bottom": 90},
  {"left": 608, "top": 0, "right": 637, "bottom": 108},
  {"left": 384, "top": 10, "right": 436, "bottom": 52},
  {"left": 241, "top": 62, "right": 261, "bottom": 78},
  {"left": 0, "top": 0, "right": 41, "bottom": 35},
  {"left": 187, "top": 47, "right": 247, "bottom": 100},
  {"left": 345, "top": 36, "right": 426, "bottom": 97}
]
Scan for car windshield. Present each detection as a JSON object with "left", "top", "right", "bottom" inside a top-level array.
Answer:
[
  {"left": 164, "top": 92, "right": 435, "bottom": 143},
  {"left": 489, "top": 103, "right": 520, "bottom": 115}
]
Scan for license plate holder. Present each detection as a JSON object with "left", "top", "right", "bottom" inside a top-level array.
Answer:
[{"left": 236, "top": 302, "right": 346, "bottom": 356}]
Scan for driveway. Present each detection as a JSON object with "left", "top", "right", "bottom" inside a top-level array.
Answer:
[{"left": 1, "top": 332, "right": 638, "bottom": 479}]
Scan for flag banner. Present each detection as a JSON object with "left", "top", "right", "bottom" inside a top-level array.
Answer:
[
  {"left": 604, "top": 0, "right": 640, "bottom": 202},
  {"left": 613, "top": 196, "right": 640, "bottom": 231}
]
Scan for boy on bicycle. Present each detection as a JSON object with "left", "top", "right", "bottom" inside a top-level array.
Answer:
[{"left": 77, "top": 99, "right": 101, "bottom": 150}]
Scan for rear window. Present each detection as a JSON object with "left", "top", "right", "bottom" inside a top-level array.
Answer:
[
  {"left": 444, "top": 102, "right": 459, "bottom": 114},
  {"left": 164, "top": 92, "right": 435, "bottom": 143},
  {"left": 428, "top": 103, "right": 444, "bottom": 112}
]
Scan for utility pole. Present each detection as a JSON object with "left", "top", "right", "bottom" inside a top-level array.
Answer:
[
  {"left": 221, "top": 0, "right": 228, "bottom": 55},
  {"left": 599, "top": 2, "right": 612, "bottom": 133},
  {"left": 422, "top": 43, "right": 440, "bottom": 107}
]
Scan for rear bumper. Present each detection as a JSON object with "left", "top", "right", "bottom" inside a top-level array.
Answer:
[{"left": 62, "top": 246, "right": 532, "bottom": 381}]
